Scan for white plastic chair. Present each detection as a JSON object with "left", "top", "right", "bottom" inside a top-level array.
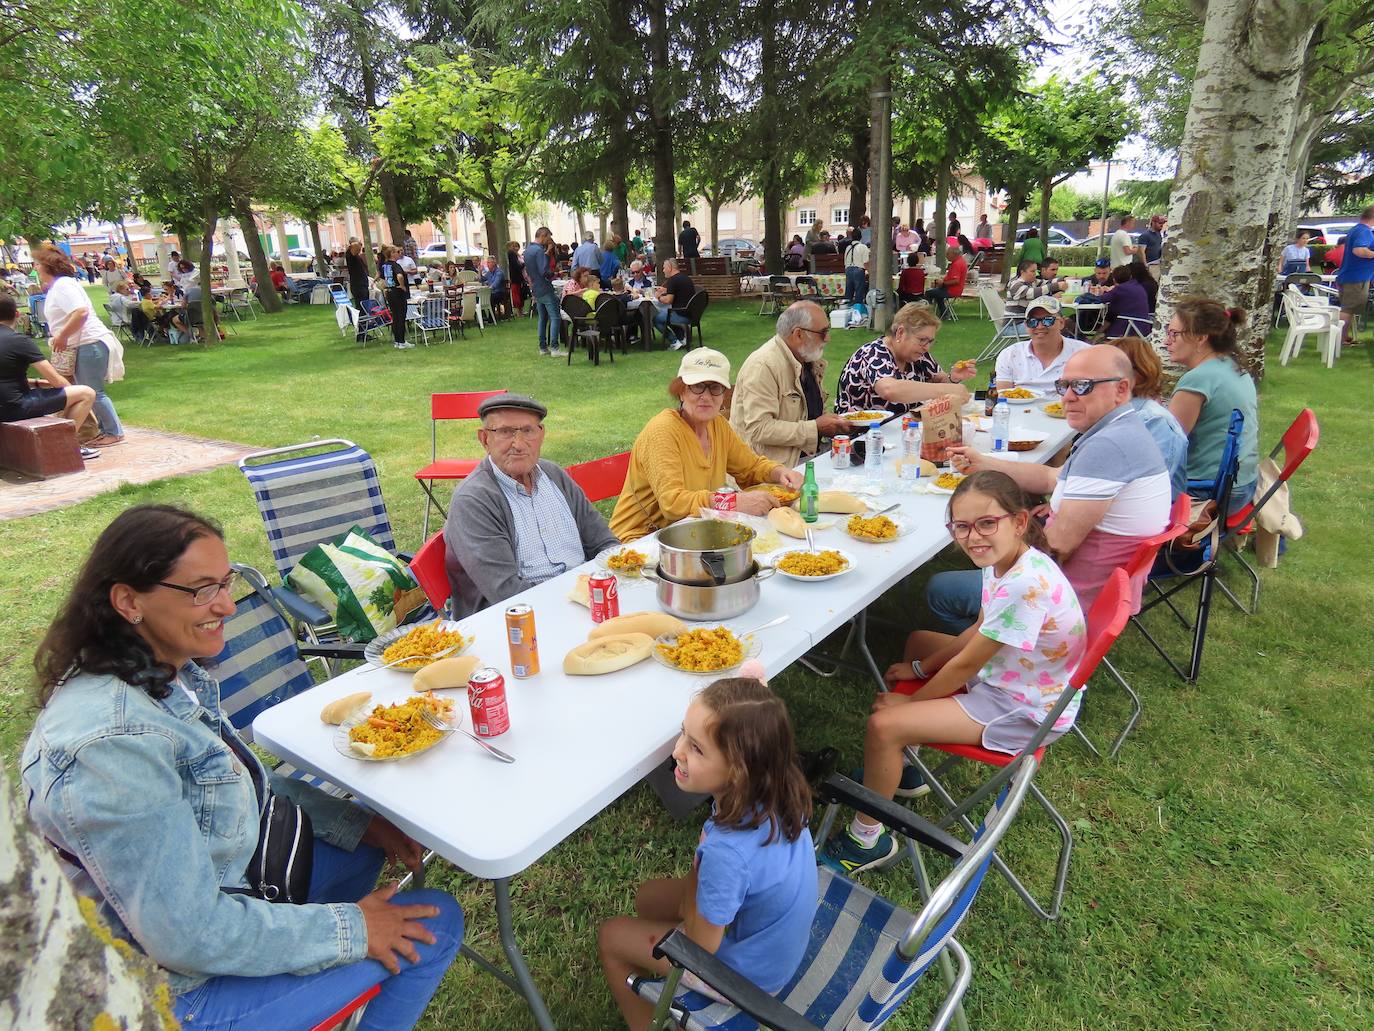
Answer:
[
  {"left": 1279, "top": 285, "right": 1341, "bottom": 367},
  {"left": 974, "top": 283, "right": 1025, "bottom": 363}
]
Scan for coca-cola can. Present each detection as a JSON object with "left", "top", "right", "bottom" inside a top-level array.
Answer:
[
  {"left": 467, "top": 667, "right": 510, "bottom": 737},
  {"left": 831, "top": 434, "right": 851, "bottom": 471},
  {"left": 589, "top": 572, "right": 620, "bottom": 624},
  {"left": 710, "top": 486, "right": 738, "bottom": 512}
]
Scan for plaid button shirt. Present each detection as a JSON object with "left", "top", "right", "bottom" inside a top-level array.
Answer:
[{"left": 491, "top": 463, "right": 587, "bottom": 582}]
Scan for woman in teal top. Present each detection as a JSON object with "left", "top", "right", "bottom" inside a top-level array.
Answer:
[{"left": 1165, "top": 297, "right": 1259, "bottom": 507}]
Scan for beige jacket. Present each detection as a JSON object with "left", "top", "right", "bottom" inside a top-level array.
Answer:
[{"left": 730, "top": 334, "right": 829, "bottom": 467}]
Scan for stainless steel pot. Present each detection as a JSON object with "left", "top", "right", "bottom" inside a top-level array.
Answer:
[
  {"left": 643, "top": 563, "right": 776, "bottom": 621},
  {"left": 657, "top": 519, "right": 757, "bottom": 586}
]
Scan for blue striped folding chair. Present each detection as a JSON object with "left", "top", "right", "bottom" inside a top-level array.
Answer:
[
  {"left": 238, "top": 439, "right": 399, "bottom": 664},
  {"left": 637, "top": 762, "right": 1036, "bottom": 1031}
]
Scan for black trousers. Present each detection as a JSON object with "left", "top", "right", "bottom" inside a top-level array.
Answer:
[{"left": 387, "top": 289, "right": 408, "bottom": 343}]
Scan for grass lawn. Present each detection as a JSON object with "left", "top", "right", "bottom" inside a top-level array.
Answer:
[{"left": 3, "top": 288, "right": 1372, "bottom": 1030}]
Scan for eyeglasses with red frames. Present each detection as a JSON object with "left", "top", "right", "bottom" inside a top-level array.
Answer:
[{"left": 945, "top": 513, "right": 1016, "bottom": 539}]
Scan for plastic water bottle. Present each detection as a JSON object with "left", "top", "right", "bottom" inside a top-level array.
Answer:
[
  {"left": 899, "top": 415, "right": 921, "bottom": 482},
  {"left": 992, "top": 398, "right": 1011, "bottom": 453},
  {"left": 865, "top": 425, "right": 884, "bottom": 481}
]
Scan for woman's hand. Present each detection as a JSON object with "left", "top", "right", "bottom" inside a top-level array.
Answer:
[
  {"left": 51, "top": 338, "right": 68, "bottom": 353},
  {"left": 774, "top": 468, "right": 804, "bottom": 490},
  {"left": 736, "top": 491, "right": 780, "bottom": 516},
  {"left": 361, "top": 815, "right": 424, "bottom": 875},
  {"left": 943, "top": 384, "right": 972, "bottom": 406},
  {"left": 949, "top": 361, "right": 978, "bottom": 383},
  {"left": 358, "top": 885, "right": 439, "bottom": 974}
]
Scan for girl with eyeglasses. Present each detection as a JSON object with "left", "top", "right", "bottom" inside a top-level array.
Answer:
[
  {"left": 610, "top": 349, "right": 805, "bottom": 541},
  {"left": 822, "top": 471, "right": 1086, "bottom": 874}
]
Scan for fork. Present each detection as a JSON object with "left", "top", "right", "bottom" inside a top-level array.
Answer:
[
  {"left": 419, "top": 707, "right": 516, "bottom": 763},
  {"left": 378, "top": 642, "right": 463, "bottom": 670}
]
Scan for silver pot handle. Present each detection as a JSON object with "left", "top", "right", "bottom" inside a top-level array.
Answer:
[
  {"left": 755, "top": 564, "right": 778, "bottom": 581},
  {"left": 640, "top": 566, "right": 661, "bottom": 583}
]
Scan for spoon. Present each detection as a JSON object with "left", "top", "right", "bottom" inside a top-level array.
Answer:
[
  {"left": 872, "top": 502, "right": 901, "bottom": 518},
  {"left": 805, "top": 528, "right": 816, "bottom": 553},
  {"left": 378, "top": 642, "right": 463, "bottom": 670}
]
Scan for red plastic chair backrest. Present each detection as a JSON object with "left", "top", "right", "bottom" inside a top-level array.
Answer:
[
  {"left": 1227, "top": 407, "right": 1318, "bottom": 530},
  {"left": 431, "top": 389, "right": 508, "bottom": 421},
  {"left": 566, "top": 451, "right": 631, "bottom": 503},
  {"left": 409, "top": 532, "right": 450, "bottom": 611},
  {"left": 1123, "top": 492, "right": 1192, "bottom": 581},
  {"left": 1070, "top": 568, "right": 1132, "bottom": 691}
]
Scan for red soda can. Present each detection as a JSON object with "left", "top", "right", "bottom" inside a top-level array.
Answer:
[
  {"left": 589, "top": 572, "right": 620, "bottom": 623},
  {"left": 710, "top": 486, "right": 738, "bottom": 512},
  {"left": 505, "top": 604, "right": 539, "bottom": 678},
  {"left": 467, "top": 667, "right": 510, "bottom": 737}
]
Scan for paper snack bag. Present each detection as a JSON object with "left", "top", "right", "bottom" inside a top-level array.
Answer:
[{"left": 920, "top": 396, "right": 962, "bottom": 464}]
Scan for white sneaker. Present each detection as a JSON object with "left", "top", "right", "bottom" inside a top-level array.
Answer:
[
  {"left": 669, "top": 339, "right": 686, "bottom": 350},
  {"left": 549, "top": 349, "right": 565, "bottom": 357}
]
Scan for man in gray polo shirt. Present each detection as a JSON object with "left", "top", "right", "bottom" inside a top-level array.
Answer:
[
  {"left": 927, "top": 345, "right": 1171, "bottom": 628},
  {"left": 444, "top": 393, "right": 619, "bottom": 617}
]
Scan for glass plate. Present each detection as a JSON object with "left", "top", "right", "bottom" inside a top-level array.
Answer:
[
  {"left": 772, "top": 548, "right": 857, "bottom": 582},
  {"left": 999, "top": 388, "right": 1043, "bottom": 404},
  {"left": 364, "top": 620, "right": 473, "bottom": 669},
  {"left": 650, "top": 626, "right": 764, "bottom": 675},
  {"left": 842, "top": 512, "right": 916, "bottom": 543},
  {"left": 594, "top": 543, "right": 659, "bottom": 580},
  {"left": 333, "top": 699, "right": 459, "bottom": 762}
]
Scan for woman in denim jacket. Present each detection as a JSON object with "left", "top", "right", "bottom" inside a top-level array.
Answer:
[{"left": 20, "top": 505, "right": 464, "bottom": 1030}]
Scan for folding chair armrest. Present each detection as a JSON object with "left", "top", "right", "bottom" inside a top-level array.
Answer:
[
  {"left": 818, "top": 772, "right": 966, "bottom": 860},
  {"left": 269, "top": 584, "right": 332, "bottom": 626},
  {"left": 651, "top": 930, "right": 822, "bottom": 1031},
  {"left": 1185, "top": 477, "right": 1215, "bottom": 493},
  {"left": 298, "top": 642, "right": 367, "bottom": 661}
]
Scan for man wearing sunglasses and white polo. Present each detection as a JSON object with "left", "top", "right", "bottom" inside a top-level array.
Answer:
[
  {"left": 994, "top": 296, "right": 1089, "bottom": 393},
  {"left": 927, "top": 345, "right": 1170, "bottom": 628}
]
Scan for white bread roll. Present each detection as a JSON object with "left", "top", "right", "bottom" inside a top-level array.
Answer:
[
  {"left": 588, "top": 611, "right": 687, "bottom": 641},
  {"left": 768, "top": 506, "right": 808, "bottom": 538},
  {"left": 567, "top": 573, "right": 591, "bottom": 607},
  {"left": 562, "top": 633, "right": 655, "bottom": 675},
  {"left": 320, "top": 691, "right": 372, "bottom": 725},
  {"left": 412, "top": 654, "right": 483, "bottom": 691},
  {"left": 811, "top": 490, "right": 868, "bottom": 514}
]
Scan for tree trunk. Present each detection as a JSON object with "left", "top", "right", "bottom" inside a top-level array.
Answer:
[
  {"left": 1039, "top": 176, "right": 1052, "bottom": 249},
  {"left": 932, "top": 151, "right": 951, "bottom": 268},
  {"left": 1159, "top": 0, "right": 1317, "bottom": 375},
  {"left": 849, "top": 119, "right": 870, "bottom": 229},
  {"left": 2, "top": 777, "right": 175, "bottom": 1030},
  {"left": 758, "top": 0, "right": 783, "bottom": 274},
  {"left": 378, "top": 169, "right": 405, "bottom": 246},
  {"left": 309, "top": 220, "right": 325, "bottom": 269},
  {"left": 178, "top": 228, "right": 202, "bottom": 264},
  {"left": 871, "top": 70, "right": 894, "bottom": 333},
  {"left": 355, "top": 205, "right": 377, "bottom": 278},
  {"left": 708, "top": 197, "right": 723, "bottom": 253},
  {"left": 488, "top": 197, "right": 511, "bottom": 265},
  {"left": 1002, "top": 189, "right": 1025, "bottom": 285},
  {"left": 200, "top": 202, "right": 219, "bottom": 338},
  {"left": 575, "top": 209, "right": 586, "bottom": 240},
  {"left": 598, "top": 211, "right": 608, "bottom": 243},
  {"left": 610, "top": 162, "right": 630, "bottom": 243},
  {"left": 235, "top": 196, "right": 282, "bottom": 313},
  {"left": 117, "top": 217, "right": 135, "bottom": 267},
  {"left": 648, "top": 0, "right": 677, "bottom": 261}
]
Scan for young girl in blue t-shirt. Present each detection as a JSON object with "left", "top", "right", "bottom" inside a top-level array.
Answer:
[{"left": 598, "top": 671, "right": 818, "bottom": 1029}]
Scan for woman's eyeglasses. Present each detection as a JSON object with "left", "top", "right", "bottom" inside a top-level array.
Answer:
[
  {"left": 157, "top": 571, "right": 240, "bottom": 605},
  {"left": 945, "top": 514, "right": 1014, "bottom": 539},
  {"left": 1052, "top": 377, "right": 1121, "bottom": 397},
  {"left": 686, "top": 381, "right": 727, "bottom": 396}
]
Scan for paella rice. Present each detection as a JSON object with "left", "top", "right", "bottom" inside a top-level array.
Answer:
[
  {"left": 933, "top": 471, "right": 965, "bottom": 490},
  {"left": 348, "top": 693, "right": 454, "bottom": 758},
  {"left": 756, "top": 483, "right": 800, "bottom": 503},
  {"left": 777, "top": 550, "right": 849, "bottom": 577},
  {"left": 381, "top": 621, "right": 468, "bottom": 669},
  {"left": 606, "top": 548, "right": 648, "bottom": 573},
  {"left": 999, "top": 387, "right": 1037, "bottom": 399},
  {"left": 657, "top": 627, "right": 744, "bottom": 672},
  {"left": 1043, "top": 400, "right": 1065, "bottom": 417},
  {"left": 847, "top": 513, "right": 899, "bottom": 541}
]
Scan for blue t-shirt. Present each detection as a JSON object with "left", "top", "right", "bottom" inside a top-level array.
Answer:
[
  {"left": 695, "top": 815, "right": 817, "bottom": 993},
  {"left": 1335, "top": 223, "right": 1374, "bottom": 284}
]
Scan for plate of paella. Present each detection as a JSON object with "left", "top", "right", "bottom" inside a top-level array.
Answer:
[
  {"left": 651, "top": 625, "right": 763, "bottom": 675},
  {"left": 772, "top": 548, "right": 856, "bottom": 582},
  {"left": 924, "top": 470, "right": 967, "bottom": 495},
  {"left": 843, "top": 511, "right": 916, "bottom": 543},
  {"left": 595, "top": 544, "right": 659, "bottom": 580},
  {"left": 333, "top": 693, "right": 456, "bottom": 761},
  {"left": 365, "top": 620, "right": 473, "bottom": 670}
]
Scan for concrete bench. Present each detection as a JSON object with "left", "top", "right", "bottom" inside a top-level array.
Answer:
[{"left": 0, "top": 416, "right": 83, "bottom": 478}]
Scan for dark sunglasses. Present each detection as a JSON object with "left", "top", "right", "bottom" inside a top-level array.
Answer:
[
  {"left": 1053, "top": 377, "right": 1122, "bottom": 397},
  {"left": 1024, "top": 316, "right": 1057, "bottom": 329}
]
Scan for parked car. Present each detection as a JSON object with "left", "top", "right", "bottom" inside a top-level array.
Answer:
[
  {"left": 420, "top": 241, "right": 483, "bottom": 260},
  {"left": 702, "top": 237, "right": 761, "bottom": 258},
  {"left": 1013, "top": 226, "right": 1080, "bottom": 247},
  {"left": 1297, "top": 222, "right": 1356, "bottom": 246}
]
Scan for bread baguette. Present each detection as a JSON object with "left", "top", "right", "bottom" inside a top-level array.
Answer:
[
  {"left": 320, "top": 691, "right": 372, "bottom": 725},
  {"left": 563, "top": 633, "right": 655, "bottom": 675},
  {"left": 768, "top": 506, "right": 808, "bottom": 538},
  {"left": 809, "top": 490, "right": 868, "bottom": 514},
  {"left": 567, "top": 573, "right": 591, "bottom": 607},
  {"left": 588, "top": 611, "right": 687, "bottom": 641},
  {"left": 412, "top": 654, "right": 482, "bottom": 691}
]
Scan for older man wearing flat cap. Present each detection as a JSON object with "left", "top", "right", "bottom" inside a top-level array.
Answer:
[{"left": 444, "top": 392, "right": 619, "bottom": 617}]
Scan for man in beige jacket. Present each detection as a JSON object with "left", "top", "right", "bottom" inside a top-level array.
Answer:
[{"left": 731, "top": 301, "right": 856, "bottom": 466}]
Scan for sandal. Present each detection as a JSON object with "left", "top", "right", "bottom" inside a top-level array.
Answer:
[{"left": 89, "top": 434, "right": 126, "bottom": 447}]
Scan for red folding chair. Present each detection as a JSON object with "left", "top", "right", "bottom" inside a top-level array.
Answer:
[
  {"left": 565, "top": 450, "right": 631, "bottom": 503},
  {"left": 409, "top": 531, "right": 451, "bottom": 616},
  {"left": 308, "top": 983, "right": 380, "bottom": 1031},
  {"left": 899, "top": 568, "right": 1134, "bottom": 921},
  {"left": 1073, "top": 492, "right": 1191, "bottom": 758},
  {"left": 1216, "top": 407, "right": 1319, "bottom": 615},
  {"left": 414, "top": 389, "right": 507, "bottom": 536}
]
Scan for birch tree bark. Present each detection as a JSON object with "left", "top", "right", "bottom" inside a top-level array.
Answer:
[
  {"left": 1159, "top": 0, "right": 1327, "bottom": 374},
  {"left": 1, "top": 777, "right": 176, "bottom": 1031}
]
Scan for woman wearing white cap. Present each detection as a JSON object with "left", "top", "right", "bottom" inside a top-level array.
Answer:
[{"left": 610, "top": 349, "right": 806, "bottom": 542}]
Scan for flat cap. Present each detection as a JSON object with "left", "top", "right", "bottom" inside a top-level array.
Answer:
[{"left": 477, "top": 392, "right": 548, "bottom": 419}]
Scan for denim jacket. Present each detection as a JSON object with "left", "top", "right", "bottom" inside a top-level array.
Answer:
[{"left": 20, "top": 663, "right": 372, "bottom": 995}]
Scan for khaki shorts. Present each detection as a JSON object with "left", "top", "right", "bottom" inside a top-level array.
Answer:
[{"left": 1339, "top": 280, "right": 1370, "bottom": 313}]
